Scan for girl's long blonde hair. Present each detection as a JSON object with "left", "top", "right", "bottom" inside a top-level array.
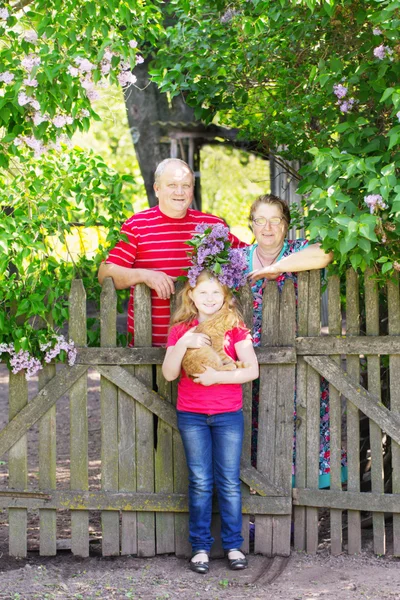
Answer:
[{"left": 171, "top": 270, "right": 243, "bottom": 327}]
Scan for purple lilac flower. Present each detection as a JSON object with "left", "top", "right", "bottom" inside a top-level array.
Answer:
[
  {"left": 364, "top": 194, "right": 388, "bottom": 214},
  {"left": 333, "top": 83, "right": 347, "bottom": 99},
  {"left": 396, "top": 111, "right": 400, "bottom": 122},
  {"left": 339, "top": 98, "right": 355, "bottom": 113},
  {"left": 373, "top": 45, "right": 393, "bottom": 60},
  {"left": 373, "top": 28, "right": 382, "bottom": 35}
]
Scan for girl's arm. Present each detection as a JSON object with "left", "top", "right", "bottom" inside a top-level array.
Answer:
[
  {"left": 248, "top": 243, "right": 333, "bottom": 283},
  {"left": 162, "top": 328, "right": 211, "bottom": 382},
  {"left": 192, "top": 338, "right": 259, "bottom": 386}
]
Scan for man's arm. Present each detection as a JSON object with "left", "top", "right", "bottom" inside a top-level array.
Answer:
[{"left": 98, "top": 263, "right": 176, "bottom": 300}]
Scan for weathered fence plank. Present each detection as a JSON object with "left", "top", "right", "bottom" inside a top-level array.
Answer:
[
  {"left": 155, "top": 367, "right": 175, "bottom": 554},
  {"left": 134, "top": 284, "right": 155, "bottom": 557},
  {"left": 327, "top": 275, "right": 343, "bottom": 556},
  {"left": 346, "top": 268, "right": 362, "bottom": 554},
  {"left": 76, "top": 346, "right": 297, "bottom": 365},
  {"left": 118, "top": 366, "right": 138, "bottom": 556},
  {"left": 255, "top": 282, "right": 280, "bottom": 556},
  {"left": 8, "top": 372, "right": 28, "bottom": 557},
  {"left": 240, "top": 284, "right": 254, "bottom": 554},
  {"left": 0, "top": 490, "right": 292, "bottom": 514},
  {"left": 273, "top": 280, "right": 295, "bottom": 556},
  {"left": 365, "top": 269, "right": 385, "bottom": 556},
  {"left": 293, "top": 271, "right": 309, "bottom": 551},
  {"left": 69, "top": 280, "right": 89, "bottom": 557},
  {"left": 100, "top": 278, "right": 120, "bottom": 556},
  {"left": 388, "top": 273, "right": 400, "bottom": 557},
  {"left": 296, "top": 336, "right": 400, "bottom": 355},
  {"left": 38, "top": 362, "right": 57, "bottom": 556},
  {"left": 169, "top": 287, "right": 191, "bottom": 558},
  {"left": 293, "top": 489, "right": 400, "bottom": 513},
  {"left": 306, "top": 270, "right": 321, "bottom": 554}
]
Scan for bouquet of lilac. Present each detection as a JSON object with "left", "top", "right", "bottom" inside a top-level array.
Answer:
[{"left": 183, "top": 223, "right": 248, "bottom": 290}]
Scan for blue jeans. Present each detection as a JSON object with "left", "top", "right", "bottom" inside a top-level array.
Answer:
[{"left": 177, "top": 409, "right": 244, "bottom": 553}]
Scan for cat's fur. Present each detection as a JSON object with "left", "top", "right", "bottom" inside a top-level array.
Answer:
[{"left": 182, "top": 306, "right": 248, "bottom": 378}]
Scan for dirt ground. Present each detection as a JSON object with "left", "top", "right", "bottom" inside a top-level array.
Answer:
[{"left": 0, "top": 365, "right": 399, "bottom": 600}]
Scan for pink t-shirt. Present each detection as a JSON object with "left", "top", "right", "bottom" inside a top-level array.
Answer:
[{"left": 166, "top": 320, "right": 252, "bottom": 414}]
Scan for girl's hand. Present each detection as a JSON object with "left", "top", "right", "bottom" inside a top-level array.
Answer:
[
  {"left": 193, "top": 366, "right": 219, "bottom": 386},
  {"left": 248, "top": 266, "right": 281, "bottom": 285},
  {"left": 178, "top": 326, "right": 211, "bottom": 349}
]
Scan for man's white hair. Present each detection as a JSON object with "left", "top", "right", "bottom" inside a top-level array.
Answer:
[{"left": 154, "top": 158, "right": 195, "bottom": 184}]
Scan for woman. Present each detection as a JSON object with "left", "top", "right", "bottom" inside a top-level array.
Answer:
[{"left": 246, "top": 193, "right": 347, "bottom": 488}]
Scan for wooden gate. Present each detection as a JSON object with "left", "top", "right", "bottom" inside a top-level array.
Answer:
[
  {"left": 1, "top": 271, "right": 399, "bottom": 558},
  {"left": 0, "top": 278, "right": 293, "bottom": 558}
]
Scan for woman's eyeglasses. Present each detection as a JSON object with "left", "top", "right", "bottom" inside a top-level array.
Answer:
[{"left": 252, "top": 217, "right": 285, "bottom": 227}]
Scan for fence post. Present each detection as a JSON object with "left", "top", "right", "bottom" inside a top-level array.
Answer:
[
  {"left": 365, "top": 268, "right": 385, "bottom": 555},
  {"left": 293, "top": 271, "right": 309, "bottom": 551},
  {"left": 346, "top": 268, "right": 362, "bottom": 554},
  {"left": 8, "top": 372, "right": 28, "bottom": 557},
  {"left": 388, "top": 273, "right": 400, "bottom": 556},
  {"left": 273, "top": 279, "right": 296, "bottom": 555},
  {"left": 100, "top": 277, "right": 120, "bottom": 555},
  {"left": 306, "top": 269, "right": 321, "bottom": 553},
  {"left": 240, "top": 284, "right": 254, "bottom": 554},
  {"left": 255, "top": 281, "right": 279, "bottom": 555},
  {"left": 328, "top": 275, "right": 343, "bottom": 555},
  {"left": 69, "top": 279, "right": 89, "bottom": 556},
  {"left": 134, "top": 283, "right": 155, "bottom": 557},
  {"left": 38, "top": 315, "right": 57, "bottom": 556}
]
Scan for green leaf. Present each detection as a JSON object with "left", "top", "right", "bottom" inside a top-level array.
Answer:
[
  {"left": 380, "top": 87, "right": 394, "bottom": 103},
  {"left": 382, "top": 262, "right": 393, "bottom": 274}
]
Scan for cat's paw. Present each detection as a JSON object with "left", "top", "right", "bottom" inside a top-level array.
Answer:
[{"left": 235, "top": 361, "right": 250, "bottom": 369}]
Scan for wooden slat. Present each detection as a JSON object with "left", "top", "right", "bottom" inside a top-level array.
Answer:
[
  {"left": 8, "top": 372, "right": 28, "bottom": 557},
  {"left": 388, "top": 273, "right": 400, "bottom": 557},
  {"left": 76, "top": 346, "right": 297, "bottom": 365},
  {"left": 169, "top": 286, "right": 191, "bottom": 558},
  {"left": 118, "top": 365, "right": 137, "bottom": 555},
  {"left": 304, "top": 356, "right": 400, "bottom": 445},
  {"left": 296, "top": 336, "right": 400, "bottom": 355},
  {"left": 294, "top": 272, "right": 309, "bottom": 551},
  {"left": 69, "top": 280, "right": 89, "bottom": 557},
  {"left": 38, "top": 362, "right": 57, "bottom": 556},
  {"left": 0, "top": 490, "right": 292, "bottom": 514},
  {"left": 154, "top": 367, "right": 175, "bottom": 554},
  {"left": 100, "top": 278, "right": 120, "bottom": 556},
  {"left": 327, "top": 275, "right": 343, "bottom": 555},
  {"left": 365, "top": 269, "right": 385, "bottom": 555},
  {"left": 134, "top": 284, "right": 155, "bottom": 557},
  {"left": 306, "top": 270, "right": 321, "bottom": 553},
  {"left": 273, "top": 280, "right": 295, "bottom": 556},
  {"left": 240, "top": 284, "right": 253, "bottom": 554},
  {"left": 255, "top": 282, "right": 279, "bottom": 556},
  {"left": 346, "top": 268, "right": 362, "bottom": 554},
  {"left": 293, "top": 489, "right": 400, "bottom": 513},
  {"left": 0, "top": 365, "right": 89, "bottom": 459}
]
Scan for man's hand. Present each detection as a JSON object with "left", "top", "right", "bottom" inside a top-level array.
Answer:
[{"left": 142, "top": 270, "right": 177, "bottom": 299}]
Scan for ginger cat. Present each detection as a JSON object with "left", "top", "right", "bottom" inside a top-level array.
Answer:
[{"left": 182, "top": 306, "right": 248, "bottom": 378}]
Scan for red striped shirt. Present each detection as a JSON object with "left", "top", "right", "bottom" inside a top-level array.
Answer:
[{"left": 105, "top": 206, "right": 246, "bottom": 347}]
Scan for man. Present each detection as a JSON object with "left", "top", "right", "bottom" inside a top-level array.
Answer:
[{"left": 98, "top": 158, "right": 244, "bottom": 346}]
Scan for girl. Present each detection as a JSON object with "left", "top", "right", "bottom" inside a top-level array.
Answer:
[{"left": 162, "top": 269, "right": 258, "bottom": 574}]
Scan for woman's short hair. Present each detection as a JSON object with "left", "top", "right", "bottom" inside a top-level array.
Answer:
[{"left": 249, "top": 194, "right": 291, "bottom": 227}]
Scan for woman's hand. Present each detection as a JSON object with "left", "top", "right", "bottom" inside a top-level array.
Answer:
[
  {"left": 248, "top": 265, "right": 281, "bottom": 284},
  {"left": 177, "top": 327, "right": 211, "bottom": 350},
  {"left": 193, "top": 366, "right": 219, "bottom": 386}
]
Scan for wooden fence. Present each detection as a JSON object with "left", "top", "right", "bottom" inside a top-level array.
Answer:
[{"left": 0, "top": 270, "right": 399, "bottom": 559}]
